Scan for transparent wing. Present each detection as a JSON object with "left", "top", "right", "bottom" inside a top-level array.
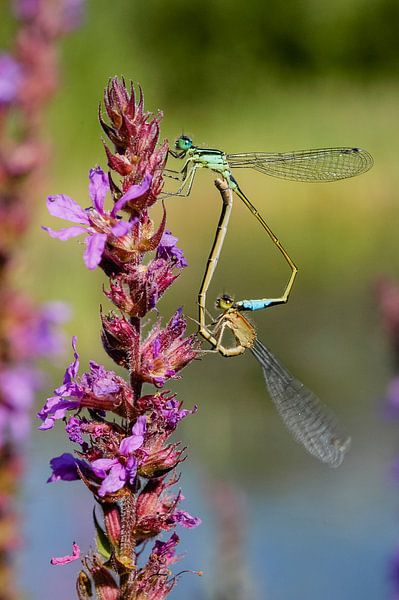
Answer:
[
  {"left": 251, "top": 339, "right": 350, "bottom": 467},
  {"left": 226, "top": 147, "right": 373, "bottom": 182}
]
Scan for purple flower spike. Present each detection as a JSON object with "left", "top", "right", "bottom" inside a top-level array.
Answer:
[
  {"left": 43, "top": 167, "right": 151, "bottom": 269},
  {"left": 42, "top": 80, "right": 201, "bottom": 597}
]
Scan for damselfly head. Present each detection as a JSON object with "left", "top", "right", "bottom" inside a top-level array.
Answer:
[
  {"left": 175, "top": 135, "right": 193, "bottom": 152},
  {"left": 216, "top": 294, "right": 235, "bottom": 311}
]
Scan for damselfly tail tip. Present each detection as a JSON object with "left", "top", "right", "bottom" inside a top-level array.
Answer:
[{"left": 329, "top": 435, "right": 351, "bottom": 468}]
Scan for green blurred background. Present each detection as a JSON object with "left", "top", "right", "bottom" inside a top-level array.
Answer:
[{"left": 5, "top": 0, "right": 399, "bottom": 598}]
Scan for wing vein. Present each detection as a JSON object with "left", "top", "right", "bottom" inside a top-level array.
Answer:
[{"left": 251, "top": 339, "right": 351, "bottom": 467}]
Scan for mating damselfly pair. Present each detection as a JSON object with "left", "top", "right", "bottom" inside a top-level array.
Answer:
[{"left": 163, "top": 136, "right": 373, "bottom": 466}]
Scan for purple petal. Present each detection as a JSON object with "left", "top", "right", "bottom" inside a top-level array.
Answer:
[
  {"left": 85, "top": 362, "right": 121, "bottom": 396},
  {"left": 47, "top": 194, "right": 89, "bottom": 224},
  {"left": 65, "top": 417, "right": 84, "bottom": 445},
  {"left": 51, "top": 543, "right": 80, "bottom": 566},
  {"left": 47, "top": 453, "right": 83, "bottom": 482},
  {"left": 152, "top": 338, "right": 161, "bottom": 358},
  {"left": 38, "top": 398, "right": 80, "bottom": 430},
  {"left": 64, "top": 337, "right": 79, "bottom": 383},
  {"left": 42, "top": 225, "right": 86, "bottom": 241},
  {"left": 111, "top": 174, "right": 152, "bottom": 217},
  {"left": 153, "top": 533, "right": 179, "bottom": 560},
  {"left": 91, "top": 458, "right": 119, "bottom": 472},
  {"left": 119, "top": 416, "right": 146, "bottom": 455},
  {"left": 111, "top": 220, "right": 132, "bottom": 237},
  {"left": 37, "top": 396, "right": 63, "bottom": 417},
  {"left": 172, "top": 510, "right": 201, "bottom": 528},
  {"left": 125, "top": 456, "right": 138, "bottom": 484},
  {"left": 89, "top": 361, "right": 121, "bottom": 398},
  {"left": 119, "top": 433, "right": 143, "bottom": 456},
  {"left": 132, "top": 415, "right": 147, "bottom": 437},
  {"left": 97, "top": 463, "right": 127, "bottom": 496},
  {"left": 83, "top": 233, "right": 107, "bottom": 270},
  {"left": 88, "top": 167, "right": 109, "bottom": 213}
]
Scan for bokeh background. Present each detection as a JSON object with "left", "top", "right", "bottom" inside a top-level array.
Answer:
[{"left": 3, "top": 0, "right": 399, "bottom": 598}]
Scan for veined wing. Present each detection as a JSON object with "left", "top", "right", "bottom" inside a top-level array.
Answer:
[
  {"left": 227, "top": 147, "right": 373, "bottom": 182},
  {"left": 251, "top": 339, "right": 350, "bottom": 467}
]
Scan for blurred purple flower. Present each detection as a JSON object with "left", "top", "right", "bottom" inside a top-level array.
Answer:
[
  {"left": 60, "top": 0, "right": 86, "bottom": 31},
  {"left": 390, "top": 545, "right": 399, "bottom": 598},
  {"left": 156, "top": 230, "right": 188, "bottom": 268},
  {"left": 36, "top": 302, "right": 71, "bottom": 352},
  {"left": 0, "top": 366, "right": 43, "bottom": 443},
  {"left": 43, "top": 167, "right": 151, "bottom": 269},
  {"left": 0, "top": 54, "right": 22, "bottom": 106},
  {"left": 15, "top": 301, "right": 70, "bottom": 359},
  {"left": 12, "top": 0, "right": 40, "bottom": 19},
  {"left": 384, "top": 376, "right": 399, "bottom": 419},
  {"left": 91, "top": 416, "right": 147, "bottom": 497},
  {"left": 13, "top": 0, "right": 85, "bottom": 31}
]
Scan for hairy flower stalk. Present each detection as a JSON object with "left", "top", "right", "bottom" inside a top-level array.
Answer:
[
  {"left": 0, "top": 1, "right": 84, "bottom": 597},
  {"left": 41, "top": 78, "right": 201, "bottom": 599}
]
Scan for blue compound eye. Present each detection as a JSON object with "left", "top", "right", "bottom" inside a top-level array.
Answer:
[{"left": 175, "top": 135, "right": 193, "bottom": 151}]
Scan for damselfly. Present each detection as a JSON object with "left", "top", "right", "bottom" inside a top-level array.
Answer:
[
  {"left": 164, "top": 136, "right": 373, "bottom": 339},
  {"left": 209, "top": 294, "right": 351, "bottom": 467}
]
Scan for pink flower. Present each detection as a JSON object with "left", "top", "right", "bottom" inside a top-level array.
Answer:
[
  {"left": 50, "top": 542, "right": 80, "bottom": 566},
  {"left": 38, "top": 337, "right": 134, "bottom": 429},
  {"left": 43, "top": 166, "right": 151, "bottom": 269},
  {"left": 91, "top": 416, "right": 147, "bottom": 496},
  {"left": 140, "top": 309, "right": 200, "bottom": 387}
]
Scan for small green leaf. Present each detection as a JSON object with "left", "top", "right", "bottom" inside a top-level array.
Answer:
[{"left": 93, "top": 508, "right": 112, "bottom": 560}]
